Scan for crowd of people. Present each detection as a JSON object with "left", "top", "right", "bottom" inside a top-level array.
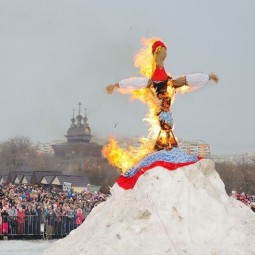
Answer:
[
  {"left": 231, "top": 191, "right": 255, "bottom": 212},
  {"left": 0, "top": 183, "right": 109, "bottom": 240}
]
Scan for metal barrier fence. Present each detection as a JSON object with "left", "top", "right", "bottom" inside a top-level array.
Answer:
[{"left": 0, "top": 215, "right": 80, "bottom": 239}]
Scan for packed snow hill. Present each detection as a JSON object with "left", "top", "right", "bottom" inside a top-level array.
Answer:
[{"left": 44, "top": 159, "right": 255, "bottom": 255}]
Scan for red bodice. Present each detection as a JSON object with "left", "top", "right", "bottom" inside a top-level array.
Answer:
[{"left": 151, "top": 66, "right": 168, "bottom": 81}]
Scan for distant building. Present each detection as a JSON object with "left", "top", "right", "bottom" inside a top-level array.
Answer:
[
  {"left": 65, "top": 102, "right": 92, "bottom": 143},
  {"left": 49, "top": 103, "right": 117, "bottom": 188},
  {"left": 178, "top": 140, "right": 210, "bottom": 158},
  {"left": 30, "top": 170, "right": 63, "bottom": 184},
  {"left": 51, "top": 103, "right": 102, "bottom": 159},
  {"left": 0, "top": 175, "right": 8, "bottom": 185},
  {"left": 7, "top": 170, "right": 33, "bottom": 184},
  {"left": 51, "top": 175, "right": 90, "bottom": 192},
  {"left": 20, "top": 174, "right": 33, "bottom": 184},
  {"left": 3, "top": 170, "right": 90, "bottom": 191},
  {"left": 39, "top": 175, "right": 56, "bottom": 186}
]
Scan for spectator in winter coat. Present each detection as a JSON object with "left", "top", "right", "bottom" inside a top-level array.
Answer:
[
  {"left": 1, "top": 207, "right": 9, "bottom": 240},
  {"left": 35, "top": 205, "right": 43, "bottom": 237},
  {"left": 0, "top": 209, "right": 2, "bottom": 235},
  {"left": 83, "top": 200, "right": 93, "bottom": 217},
  {"left": 17, "top": 207, "right": 25, "bottom": 235},
  {"left": 54, "top": 207, "right": 62, "bottom": 237},
  {"left": 25, "top": 204, "right": 37, "bottom": 235},
  {"left": 45, "top": 207, "right": 56, "bottom": 240},
  {"left": 66, "top": 207, "right": 75, "bottom": 233},
  {"left": 0, "top": 188, "right": 4, "bottom": 201},
  {"left": 8, "top": 205, "right": 18, "bottom": 234},
  {"left": 76, "top": 208, "right": 84, "bottom": 226}
]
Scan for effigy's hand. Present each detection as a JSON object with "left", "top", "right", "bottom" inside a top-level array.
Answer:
[
  {"left": 106, "top": 85, "right": 115, "bottom": 94},
  {"left": 106, "top": 83, "right": 120, "bottom": 94},
  {"left": 172, "top": 76, "right": 187, "bottom": 88},
  {"left": 209, "top": 73, "right": 219, "bottom": 83}
]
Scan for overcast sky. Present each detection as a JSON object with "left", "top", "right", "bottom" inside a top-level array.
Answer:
[{"left": 0, "top": 0, "right": 255, "bottom": 155}]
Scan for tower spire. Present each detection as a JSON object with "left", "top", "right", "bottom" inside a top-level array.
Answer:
[
  {"left": 78, "top": 102, "right": 82, "bottom": 115},
  {"left": 76, "top": 102, "right": 83, "bottom": 127},
  {"left": 71, "top": 108, "right": 76, "bottom": 127},
  {"left": 72, "top": 108, "right": 75, "bottom": 118},
  {"left": 83, "top": 107, "right": 88, "bottom": 125}
]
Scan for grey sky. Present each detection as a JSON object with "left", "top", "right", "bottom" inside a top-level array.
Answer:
[{"left": 0, "top": 0, "right": 255, "bottom": 155}]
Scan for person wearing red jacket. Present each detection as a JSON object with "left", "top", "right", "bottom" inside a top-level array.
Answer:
[
  {"left": 1, "top": 206, "right": 9, "bottom": 240},
  {"left": 17, "top": 207, "right": 25, "bottom": 235},
  {"left": 76, "top": 208, "right": 84, "bottom": 226}
]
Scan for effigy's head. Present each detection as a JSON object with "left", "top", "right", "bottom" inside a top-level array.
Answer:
[
  {"left": 152, "top": 40, "right": 167, "bottom": 62},
  {"left": 134, "top": 37, "right": 167, "bottom": 78},
  {"left": 152, "top": 40, "right": 167, "bottom": 54}
]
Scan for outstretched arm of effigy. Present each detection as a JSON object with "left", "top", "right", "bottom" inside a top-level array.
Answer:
[
  {"left": 173, "top": 72, "right": 219, "bottom": 90},
  {"left": 106, "top": 77, "right": 151, "bottom": 94},
  {"left": 106, "top": 83, "right": 120, "bottom": 94}
]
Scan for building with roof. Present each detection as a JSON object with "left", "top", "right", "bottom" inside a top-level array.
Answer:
[
  {"left": 2, "top": 170, "right": 90, "bottom": 192},
  {"left": 46, "top": 103, "right": 117, "bottom": 188},
  {"left": 40, "top": 175, "right": 56, "bottom": 185},
  {"left": 51, "top": 103, "right": 102, "bottom": 159},
  {"left": 65, "top": 102, "right": 92, "bottom": 143},
  {"left": 0, "top": 175, "right": 8, "bottom": 185},
  {"left": 30, "top": 170, "right": 63, "bottom": 184},
  {"left": 7, "top": 170, "right": 34, "bottom": 184},
  {"left": 20, "top": 174, "right": 33, "bottom": 184},
  {"left": 13, "top": 174, "right": 25, "bottom": 184},
  {"left": 51, "top": 175, "right": 90, "bottom": 192},
  {"left": 50, "top": 103, "right": 113, "bottom": 180}
]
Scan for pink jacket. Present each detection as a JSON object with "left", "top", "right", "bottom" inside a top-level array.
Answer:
[{"left": 76, "top": 212, "right": 84, "bottom": 225}]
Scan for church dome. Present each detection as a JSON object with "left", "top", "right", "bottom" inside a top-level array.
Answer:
[{"left": 65, "top": 103, "right": 92, "bottom": 143}]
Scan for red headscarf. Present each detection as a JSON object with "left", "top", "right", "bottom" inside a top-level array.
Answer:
[
  {"left": 152, "top": 40, "right": 167, "bottom": 54},
  {"left": 151, "top": 40, "right": 168, "bottom": 81}
]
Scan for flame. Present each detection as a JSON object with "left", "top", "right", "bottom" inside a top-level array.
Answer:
[
  {"left": 102, "top": 87, "right": 160, "bottom": 173},
  {"left": 103, "top": 37, "right": 192, "bottom": 174},
  {"left": 177, "top": 85, "right": 191, "bottom": 94},
  {"left": 102, "top": 136, "right": 152, "bottom": 174},
  {"left": 134, "top": 37, "right": 161, "bottom": 78}
]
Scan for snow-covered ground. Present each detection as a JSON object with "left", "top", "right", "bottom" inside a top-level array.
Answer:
[{"left": 0, "top": 240, "right": 55, "bottom": 255}]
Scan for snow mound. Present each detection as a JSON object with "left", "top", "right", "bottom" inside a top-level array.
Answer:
[{"left": 44, "top": 159, "right": 255, "bottom": 255}]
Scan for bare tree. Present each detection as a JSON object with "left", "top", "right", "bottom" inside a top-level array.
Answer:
[
  {"left": 215, "top": 161, "right": 255, "bottom": 194},
  {"left": 0, "top": 136, "right": 55, "bottom": 173}
]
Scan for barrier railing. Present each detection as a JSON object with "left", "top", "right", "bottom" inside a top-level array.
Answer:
[{"left": 0, "top": 215, "right": 80, "bottom": 239}]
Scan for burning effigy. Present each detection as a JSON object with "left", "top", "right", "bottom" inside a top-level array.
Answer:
[
  {"left": 45, "top": 39, "right": 255, "bottom": 255},
  {"left": 104, "top": 38, "right": 219, "bottom": 189}
]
